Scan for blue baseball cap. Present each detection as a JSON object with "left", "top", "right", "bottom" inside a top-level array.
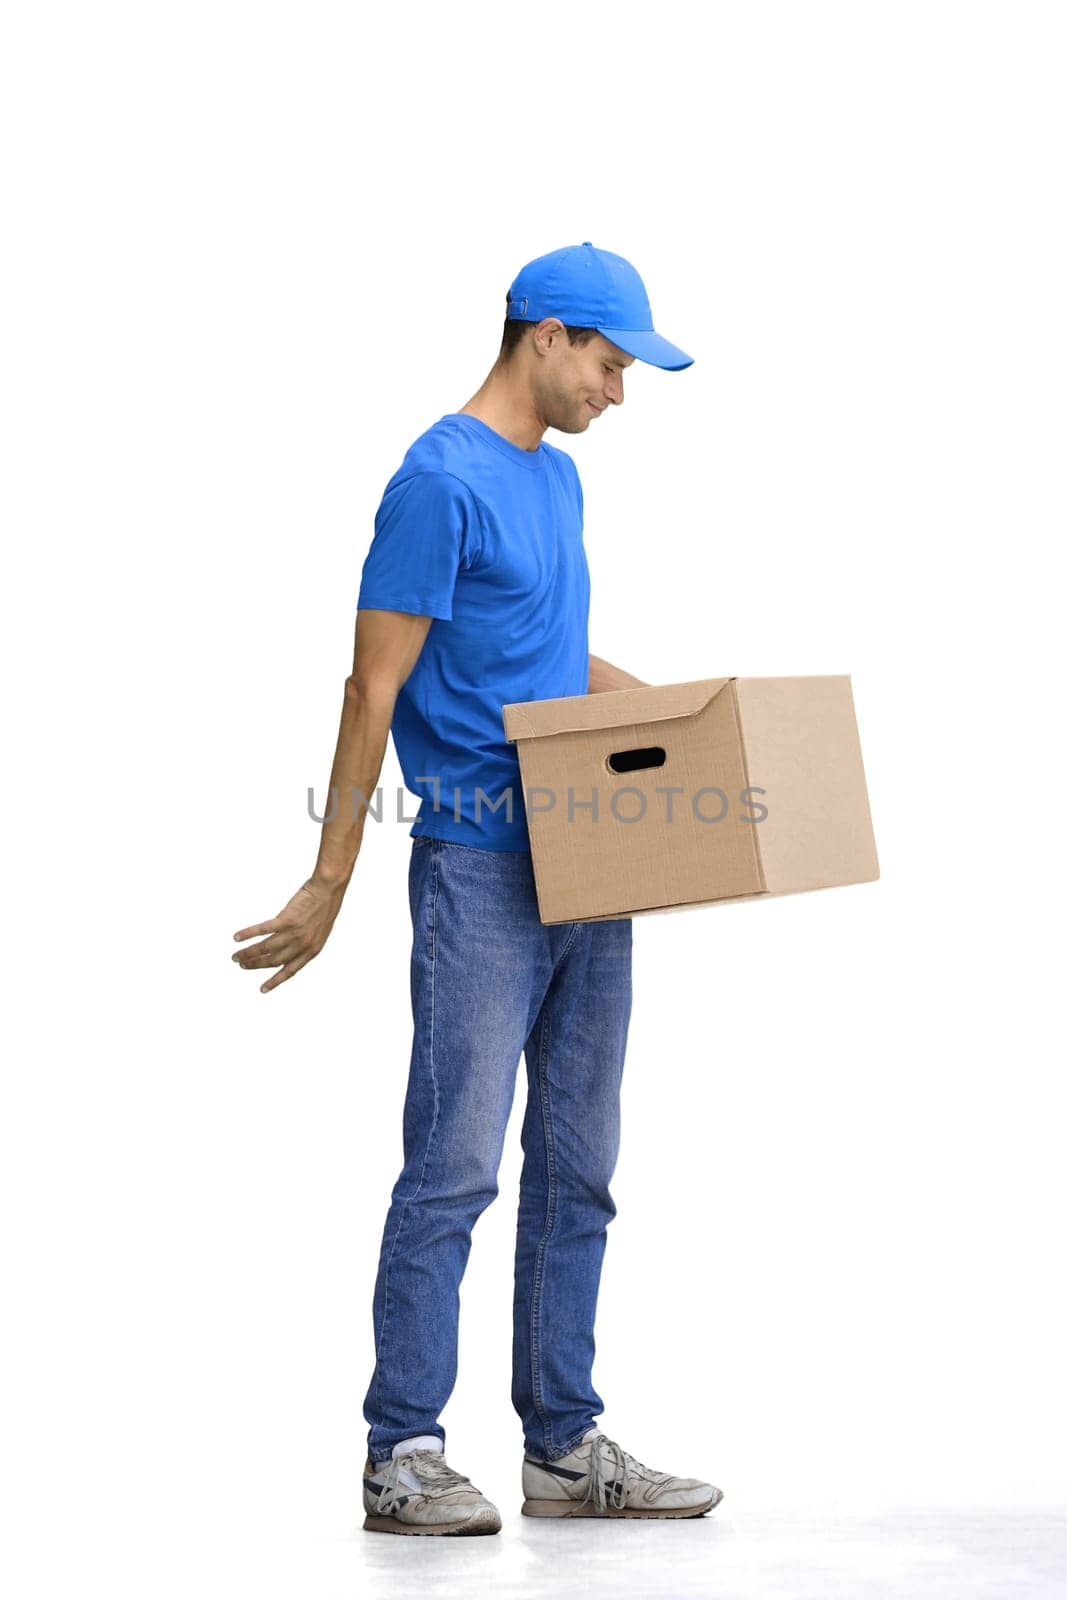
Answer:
[{"left": 505, "top": 241, "right": 693, "bottom": 371}]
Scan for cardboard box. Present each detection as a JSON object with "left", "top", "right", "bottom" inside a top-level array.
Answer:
[{"left": 501, "top": 676, "right": 879, "bottom": 924}]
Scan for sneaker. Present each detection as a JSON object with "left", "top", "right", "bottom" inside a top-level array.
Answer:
[
  {"left": 363, "top": 1446, "right": 502, "bottom": 1536},
  {"left": 521, "top": 1429, "right": 724, "bottom": 1519}
]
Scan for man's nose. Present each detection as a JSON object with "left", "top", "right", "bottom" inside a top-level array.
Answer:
[{"left": 605, "top": 374, "right": 624, "bottom": 405}]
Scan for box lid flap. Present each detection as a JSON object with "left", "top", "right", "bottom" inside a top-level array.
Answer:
[{"left": 503, "top": 677, "right": 732, "bottom": 742}]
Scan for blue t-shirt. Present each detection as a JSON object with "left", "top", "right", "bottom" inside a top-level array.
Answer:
[{"left": 356, "top": 412, "right": 591, "bottom": 851}]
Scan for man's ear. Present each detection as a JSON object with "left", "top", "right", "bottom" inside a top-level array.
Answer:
[{"left": 532, "top": 318, "right": 565, "bottom": 357}]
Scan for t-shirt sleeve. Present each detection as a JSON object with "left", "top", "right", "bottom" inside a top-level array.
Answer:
[
  {"left": 562, "top": 450, "right": 584, "bottom": 528},
  {"left": 356, "top": 470, "right": 480, "bottom": 622}
]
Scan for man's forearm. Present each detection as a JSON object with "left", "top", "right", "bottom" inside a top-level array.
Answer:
[
  {"left": 587, "top": 653, "right": 648, "bottom": 693},
  {"left": 311, "top": 679, "right": 396, "bottom": 891}
]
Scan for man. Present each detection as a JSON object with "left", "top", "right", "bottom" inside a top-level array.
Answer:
[{"left": 232, "top": 243, "right": 724, "bottom": 1535}]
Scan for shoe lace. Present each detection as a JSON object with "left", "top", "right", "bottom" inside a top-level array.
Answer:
[
  {"left": 580, "top": 1435, "right": 668, "bottom": 1512},
  {"left": 580, "top": 1435, "right": 629, "bottom": 1512},
  {"left": 377, "top": 1449, "right": 473, "bottom": 1516}
]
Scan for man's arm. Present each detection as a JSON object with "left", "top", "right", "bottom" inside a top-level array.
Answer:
[
  {"left": 232, "top": 608, "right": 433, "bottom": 992},
  {"left": 312, "top": 608, "right": 433, "bottom": 889},
  {"left": 587, "top": 653, "right": 648, "bottom": 693}
]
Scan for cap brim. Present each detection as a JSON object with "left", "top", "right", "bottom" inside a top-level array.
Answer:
[{"left": 596, "top": 327, "right": 694, "bottom": 370}]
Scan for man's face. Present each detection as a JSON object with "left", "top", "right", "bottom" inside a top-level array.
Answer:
[{"left": 534, "top": 326, "right": 636, "bottom": 434}]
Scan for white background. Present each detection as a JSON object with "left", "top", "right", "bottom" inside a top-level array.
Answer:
[{"left": 3, "top": 1, "right": 1065, "bottom": 1595}]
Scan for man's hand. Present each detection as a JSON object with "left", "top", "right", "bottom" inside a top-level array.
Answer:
[
  {"left": 231, "top": 878, "right": 346, "bottom": 993},
  {"left": 587, "top": 653, "right": 648, "bottom": 693}
]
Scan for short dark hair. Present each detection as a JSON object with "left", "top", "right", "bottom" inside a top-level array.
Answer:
[{"left": 498, "top": 318, "right": 599, "bottom": 363}]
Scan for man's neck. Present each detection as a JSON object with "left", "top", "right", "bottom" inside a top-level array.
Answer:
[{"left": 457, "top": 371, "right": 546, "bottom": 452}]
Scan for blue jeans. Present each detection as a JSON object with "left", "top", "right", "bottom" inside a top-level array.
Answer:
[{"left": 363, "top": 837, "right": 633, "bottom": 1466}]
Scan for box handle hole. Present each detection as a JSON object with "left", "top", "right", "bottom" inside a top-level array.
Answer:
[{"left": 607, "top": 745, "right": 666, "bottom": 774}]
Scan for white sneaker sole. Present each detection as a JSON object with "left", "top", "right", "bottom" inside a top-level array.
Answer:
[
  {"left": 521, "top": 1487, "right": 723, "bottom": 1519},
  {"left": 363, "top": 1503, "right": 502, "bottom": 1536}
]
